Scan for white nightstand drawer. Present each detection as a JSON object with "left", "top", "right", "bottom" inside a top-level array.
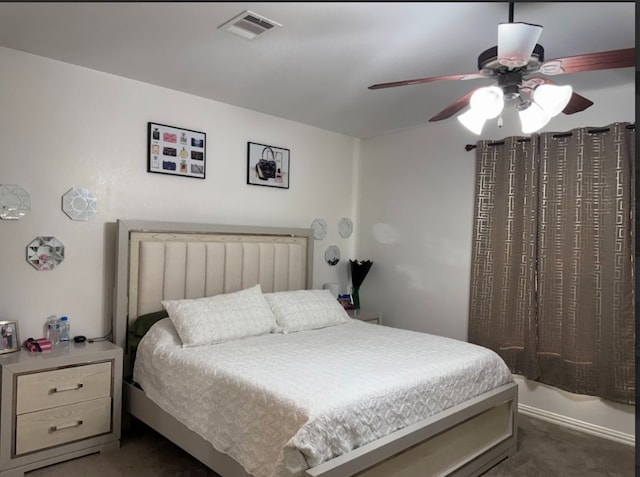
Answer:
[
  {"left": 15, "top": 397, "right": 111, "bottom": 455},
  {"left": 1, "top": 342, "right": 122, "bottom": 475},
  {"left": 16, "top": 362, "right": 112, "bottom": 414}
]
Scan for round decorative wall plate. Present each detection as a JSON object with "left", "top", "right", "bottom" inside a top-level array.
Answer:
[
  {"left": 311, "top": 218, "right": 328, "bottom": 240},
  {"left": 324, "top": 245, "right": 341, "bottom": 266},
  {"left": 62, "top": 187, "right": 97, "bottom": 220},
  {"left": 338, "top": 217, "right": 353, "bottom": 238},
  {"left": 27, "top": 236, "right": 65, "bottom": 271},
  {"left": 0, "top": 184, "right": 31, "bottom": 220}
]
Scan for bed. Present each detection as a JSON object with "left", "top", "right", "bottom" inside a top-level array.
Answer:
[{"left": 113, "top": 219, "right": 518, "bottom": 477}]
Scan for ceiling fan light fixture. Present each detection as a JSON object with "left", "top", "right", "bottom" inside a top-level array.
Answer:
[
  {"left": 497, "top": 22, "right": 543, "bottom": 68},
  {"left": 458, "top": 109, "right": 486, "bottom": 135},
  {"left": 519, "top": 102, "right": 551, "bottom": 134},
  {"left": 368, "top": 2, "right": 629, "bottom": 133},
  {"left": 470, "top": 86, "right": 505, "bottom": 119},
  {"left": 533, "top": 84, "right": 573, "bottom": 118}
]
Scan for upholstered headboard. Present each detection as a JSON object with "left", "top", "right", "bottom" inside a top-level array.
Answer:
[{"left": 113, "top": 220, "right": 313, "bottom": 371}]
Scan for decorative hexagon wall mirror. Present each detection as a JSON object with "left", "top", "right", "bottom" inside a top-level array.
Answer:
[
  {"left": 324, "top": 245, "right": 341, "bottom": 266},
  {"left": 311, "top": 218, "right": 328, "bottom": 240},
  {"left": 338, "top": 217, "right": 353, "bottom": 238},
  {"left": 62, "top": 187, "right": 97, "bottom": 220},
  {"left": 27, "top": 236, "right": 65, "bottom": 271},
  {"left": 0, "top": 184, "right": 31, "bottom": 220}
]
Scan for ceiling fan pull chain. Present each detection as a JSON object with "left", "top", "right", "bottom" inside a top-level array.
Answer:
[{"left": 497, "top": 115, "right": 504, "bottom": 128}]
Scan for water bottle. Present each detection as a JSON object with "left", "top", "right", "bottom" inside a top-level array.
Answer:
[
  {"left": 46, "top": 315, "right": 59, "bottom": 345},
  {"left": 58, "top": 316, "right": 70, "bottom": 344}
]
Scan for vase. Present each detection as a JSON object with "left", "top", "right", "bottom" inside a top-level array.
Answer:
[{"left": 352, "top": 286, "right": 360, "bottom": 310}]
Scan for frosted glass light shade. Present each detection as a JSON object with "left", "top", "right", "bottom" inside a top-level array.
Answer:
[
  {"left": 458, "top": 109, "right": 486, "bottom": 135},
  {"left": 519, "top": 102, "right": 551, "bottom": 134},
  {"left": 533, "top": 84, "right": 573, "bottom": 118},
  {"left": 470, "top": 86, "right": 505, "bottom": 119},
  {"left": 497, "top": 22, "right": 543, "bottom": 68}
]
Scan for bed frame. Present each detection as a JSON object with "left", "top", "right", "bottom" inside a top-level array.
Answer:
[{"left": 113, "top": 219, "right": 518, "bottom": 477}]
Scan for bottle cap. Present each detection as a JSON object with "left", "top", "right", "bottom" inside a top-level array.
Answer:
[{"left": 60, "top": 316, "right": 68, "bottom": 321}]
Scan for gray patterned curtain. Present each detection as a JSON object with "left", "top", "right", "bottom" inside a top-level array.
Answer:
[
  {"left": 469, "top": 122, "right": 635, "bottom": 405},
  {"left": 468, "top": 136, "right": 540, "bottom": 379}
]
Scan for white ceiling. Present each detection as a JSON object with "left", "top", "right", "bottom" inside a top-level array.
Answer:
[{"left": 0, "top": 2, "right": 634, "bottom": 138}]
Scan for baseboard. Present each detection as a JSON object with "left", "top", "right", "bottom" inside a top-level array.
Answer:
[{"left": 518, "top": 404, "right": 635, "bottom": 446}]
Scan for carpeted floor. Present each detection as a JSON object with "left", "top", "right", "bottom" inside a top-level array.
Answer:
[
  {"left": 481, "top": 415, "right": 634, "bottom": 477},
  {"left": 26, "top": 414, "right": 634, "bottom": 477}
]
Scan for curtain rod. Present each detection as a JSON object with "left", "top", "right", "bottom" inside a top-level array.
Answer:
[{"left": 464, "top": 124, "right": 635, "bottom": 151}]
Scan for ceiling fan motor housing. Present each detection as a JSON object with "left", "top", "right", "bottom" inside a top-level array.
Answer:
[
  {"left": 498, "top": 72, "right": 523, "bottom": 100},
  {"left": 478, "top": 44, "right": 545, "bottom": 76}
]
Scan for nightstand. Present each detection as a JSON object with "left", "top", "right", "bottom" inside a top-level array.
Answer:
[
  {"left": 347, "top": 310, "right": 382, "bottom": 325},
  {"left": 0, "top": 341, "right": 122, "bottom": 477}
]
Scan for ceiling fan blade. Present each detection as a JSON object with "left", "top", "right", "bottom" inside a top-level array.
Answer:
[
  {"left": 428, "top": 88, "right": 479, "bottom": 122},
  {"left": 368, "top": 72, "right": 483, "bottom": 90},
  {"left": 497, "top": 22, "right": 543, "bottom": 68},
  {"left": 540, "top": 48, "right": 635, "bottom": 75},
  {"left": 562, "top": 92, "right": 594, "bottom": 115}
]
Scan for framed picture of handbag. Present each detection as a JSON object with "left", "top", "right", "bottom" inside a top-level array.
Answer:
[
  {"left": 247, "top": 142, "right": 290, "bottom": 189},
  {"left": 148, "top": 122, "right": 206, "bottom": 179}
]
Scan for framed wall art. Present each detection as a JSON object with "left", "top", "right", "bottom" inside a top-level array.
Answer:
[
  {"left": 0, "top": 321, "right": 19, "bottom": 354},
  {"left": 148, "top": 122, "right": 206, "bottom": 179},
  {"left": 247, "top": 142, "right": 290, "bottom": 189}
]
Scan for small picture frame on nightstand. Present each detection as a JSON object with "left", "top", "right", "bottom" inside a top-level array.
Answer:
[
  {"left": 0, "top": 321, "right": 20, "bottom": 354},
  {"left": 338, "top": 294, "right": 354, "bottom": 310}
]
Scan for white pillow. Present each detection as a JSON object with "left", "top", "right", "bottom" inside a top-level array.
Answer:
[
  {"left": 264, "top": 289, "right": 352, "bottom": 333},
  {"left": 162, "top": 284, "right": 277, "bottom": 347}
]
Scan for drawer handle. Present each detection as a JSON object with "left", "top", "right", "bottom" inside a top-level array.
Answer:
[
  {"left": 50, "top": 383, "right": 84, "bottom": 394},
  {"left": 49, "top": 420, "right": 83, "bottom": 433}
]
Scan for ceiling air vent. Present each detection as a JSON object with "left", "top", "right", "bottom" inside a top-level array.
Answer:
[{"left": 218, "top": 10, "right": 282, "bottom": 40}]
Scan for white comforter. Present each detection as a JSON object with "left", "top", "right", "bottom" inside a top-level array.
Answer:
[{"left": 134, "top": 319, "right": 512, "bottom": 477}]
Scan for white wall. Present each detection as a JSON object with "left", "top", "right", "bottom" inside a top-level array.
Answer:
[
  {"left": 357, "top": 82, "right": 635, "bottom": 439},
  {"left": 0, "top": 47, "right": 358, "bottom": 340}
]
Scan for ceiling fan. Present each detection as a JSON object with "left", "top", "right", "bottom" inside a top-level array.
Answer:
[{"left": 368, "top": 3, "right": 635, "bottom": 134}]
